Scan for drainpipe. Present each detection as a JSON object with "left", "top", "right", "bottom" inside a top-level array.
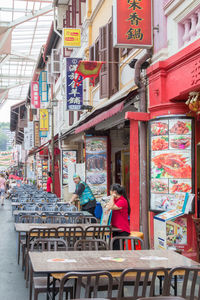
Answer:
[{"left": 134, "top": 48, "right": 152, "bottom": 249}]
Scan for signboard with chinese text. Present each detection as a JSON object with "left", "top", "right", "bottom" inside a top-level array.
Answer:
[
  {"left": 63, "top": 28, "right": 81, "bottom": 48},
  {"left": 31, "top": 82, "right": 40, "bottom": 109},
  {"left": 34, "top": 121, "right": 40, "bottom": 147},
  {"left": 24, "top": 127, "right": 29, "bottom": 151},
  {"left": 149, "top": 116, "right": 194, "bottom": 212},
  {"left": 39, "top": 109, "right": 49, "bottom": 131},
  {"left": 113, "top": 0, "right": 152, "bottom": 48},
  {"left": 28, "top": 121, "right": 34, "bottom": 150},
  {"left": 66, "top": 58, "right": 83, "bottom": 110},
  {"left": 39, "top": 131, "right": 48, "bottom": 138},
  {"left": 39, "top": 71, "right": 49, "bottom": 102}
]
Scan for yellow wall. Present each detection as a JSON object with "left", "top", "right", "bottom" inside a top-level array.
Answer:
[{"left": 91, "top": 0, "right": 112, "bottom": 43}]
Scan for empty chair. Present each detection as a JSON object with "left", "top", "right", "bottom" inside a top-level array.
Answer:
[
  {"left": 41, "top": 211, "right": 62, "bottom": 217},
  {"left": 64, "top": 212, "right": 83, "bottom": 224},
  {"left": 138, "top": 297, "right": 185, "bottom": 300},
  {"left": 45, "top": 216, "right": 67, "bottom": 224},
  {"left": 110, "top": 236, "right": 144, "bottom": 250},
  {"left": 59, "top": 204, "right": 77, "bottom": 212},
  {"left": 23, "top": 204, "right": 39, "bottom": 211},
  {"left": 57, "top": 225, "right": 84, "bottom": 249},
  {"left": 41, "top": 204, "right": 57, "bottom": 211},
  {"left": 19, "top": 215, "right": 43, "bottom": 224},
  {"left": 85, "top": 225, "right": 112, "bottom": 243},
  {"left": 117, "top": 267, "right": 169, "bottom": 300},
  {"left": 75, "top": 215, "right": 98, "bottom": 224},
  {"left": 166, "top": 266, "right": 200, "bottom": 300},
  {"left": 58, "top": 271, "right": 113, "bottom": 300},
  {"left": 74, "top": 238, "right": 108, "bottom": 251},
  {"left": 29, "top": 238, "right": 72, "bottom": 300}
]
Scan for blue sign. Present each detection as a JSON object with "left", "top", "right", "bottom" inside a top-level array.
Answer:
[
  {"left": 66, "top": 58, "right": 83, "bottom": 110},
  {"left": 39, "top": 71, "right": 48, "bottom": 102},
  {"left": 39, "top": 131, "right": 48, "bottom": 138}
]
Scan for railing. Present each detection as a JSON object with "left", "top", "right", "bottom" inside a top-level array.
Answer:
[{"left": 180, "top": 8, "right": 200, "bottom": 47}]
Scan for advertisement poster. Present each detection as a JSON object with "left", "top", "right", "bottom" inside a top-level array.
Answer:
[
  {"left": 149, "top": 117, "right": 194, "bottom": 212},
  {"left": 62, "top": 150, "right": 77, "bottom": 185},
  {"left": 63, "top": 28, "right": 81, "bottom": 48},
  {"left": 42, "top": 160, "right": 48, "bottom": 190},
  {"left": 39, "top": 109, "right": 49, "bottom": 131},
  {"left": 85, "top": 136, "right": 108, "bottom": 197}
]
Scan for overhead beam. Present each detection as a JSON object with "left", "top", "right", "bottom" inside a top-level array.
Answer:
[
  {"left": 9, "top": 5, "right": 53, "bottom": 28},
  {"left": 0, "top": 74, "right": 32, "bottom": 80},
  {"left": 10, "top": 51, "right": 37, "bottom": 62},
  {"left": 0, "top": 54, "right": 10, "bottom": 67},
  {"left": 0, "top": 28, "right": 12, "bottom": 52},
  {"left": 0, "top": 8, "right": 34, "bottom": 13}
]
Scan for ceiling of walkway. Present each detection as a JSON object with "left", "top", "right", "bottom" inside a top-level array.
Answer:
[{"left": 0, "top": 0, "right": 53, "bottom": 121}]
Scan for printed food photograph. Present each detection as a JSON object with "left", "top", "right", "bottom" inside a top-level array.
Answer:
[
  {"left": 151, "top": 151, "right": 192, "bottom": 179},
  {"left": 86, "top": 137, "right": 107, "bottom": 153},
  {"left": 169, "top": 119, "right": 191, "bottom": 135},
  {"left": 151, "top": 136, "right": 168, "bottom": 151},
  {"left": 86, "top": 154, "right": 107, "bottom": 171},
  {"left": 151, "top": 193, "right": 175, "bottom": 211},
  {"left": 151, "top": 121, "right": 168, "bottom": 136},
  {"left": 87, "top": 172, "right": 106, "bottom": 185},
  {"left": 151, "top": 179, "right": 168, "bottom": 193},
  {"left": 169, "top": 135, "right": 191, "bottom": 150},
  {"left": 169, "top": 179, "right": 192, "bottom": 193}
]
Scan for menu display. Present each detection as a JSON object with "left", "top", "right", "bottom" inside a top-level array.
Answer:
[
  {"left": 149, "top": 117, "right": 194, "bottom": 212},
  {"left": 36, "top": 159, "right": 42, "bottom": 188},
  {"left": 62, "top": 151, "right": 77, "bottom": 185},
  {"left": 85, "top": 136, "right": 108, "bottom": 197}
]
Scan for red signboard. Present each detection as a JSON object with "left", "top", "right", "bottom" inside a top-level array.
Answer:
[
  {"left": 113, "top": 0, "right": 152, "bottom": 48},
  {"left": 31, "top": 82, "right": 40, "bottom": 109}
]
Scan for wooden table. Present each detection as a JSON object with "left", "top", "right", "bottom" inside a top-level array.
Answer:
[{"left": 29, "top": 249, "right": 200, "bottom": 300}]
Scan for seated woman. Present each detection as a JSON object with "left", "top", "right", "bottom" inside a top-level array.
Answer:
[{"left": 106, "top": 183, "right": 130, "bottom": 250}]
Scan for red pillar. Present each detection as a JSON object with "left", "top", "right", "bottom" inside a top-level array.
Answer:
[{"left": 129, "top": 119, "right": 140, "bottom": 231}]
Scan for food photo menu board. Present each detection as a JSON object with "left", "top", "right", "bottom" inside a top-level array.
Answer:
[
  {"left": 85, "top": 136, "right": 108, "bottom": 198},
  {"left": 62, "top": 150, "right": 77, "bottom": 185},
  {"left": 149, "top": 116, "right": 194, "bottom": 212}
]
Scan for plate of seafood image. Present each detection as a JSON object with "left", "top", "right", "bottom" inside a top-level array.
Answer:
[
  {"left": 151, "top": 121, "right": 168, "bottom": 136},
  {"left": 151, "top": 151, "right": 191, "bottom": 179},
  {"left": 151, "top": 136, "right": 168, "bottom": 151},
  {"left": 169, "top": 135, "right": 191, "bottom": 150},
  {"left": 151, "top": 179, "right": 168, "bottom": 193},
  {"left": 169, "top": 120, "right": 191, "bottom": 135}
]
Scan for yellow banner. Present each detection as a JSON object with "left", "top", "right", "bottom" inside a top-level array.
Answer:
[
  {"left": 63, "top": 28, "right": 81, "bottom": 48},
  {"left": 39, "top": 109, "right": 49, "bottom": 131}
]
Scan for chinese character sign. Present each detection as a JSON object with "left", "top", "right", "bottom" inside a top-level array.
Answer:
[
  {"left": 28, "top": 121, "right": 34, "bottom": 150},
  {"left": 63, "top": 28, "right": 81, "bottom": 48},
  {"left": 31, "top": 82, "right": 40, "bottom": 109},
  {"left": 113, "top": 0, "right": 152, "bottom": 48},
  {"left": 39, "top": 71, "right": 49, "bottom": 102},
  {"left": 39, "top": 109, "right": 49, "bottom": 131},
  {"left": 66, "top": 58, "right": 83, "bottom": 111}
]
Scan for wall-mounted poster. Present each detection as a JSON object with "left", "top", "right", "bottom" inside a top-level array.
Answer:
[
  {"left": 85, "top": 136, "right": 108, "bottom": 198},
  {"left": 62, "top": 150, "right": 77, "bottom": 185},
  {"left": 149, "top": 116, "right": 194, "bottom": 212}
]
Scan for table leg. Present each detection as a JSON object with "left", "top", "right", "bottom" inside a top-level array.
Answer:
[
  {"left": 174, "top": 275, "right": 177, "bottom": 296},
  {"left": 29, "top": 263, "right": 33, "bottom": 300},
  {"left": 47, "top": 274, "right": 50, "bottom": 300},
  {"left": 17, "top": 232, "right": 20, "bottom": 264}
]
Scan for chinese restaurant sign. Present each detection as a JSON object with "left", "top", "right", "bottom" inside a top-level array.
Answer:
[
  {"left": 31, "top": 82, "right": 40, "bottom": 109},
  {"left": 34, "top": 121, "right": 40, "bottom": 147},
  {"left": 39, "top": 109, "right": 49, "bottom": 131},
  {"left": 149, "top": 116, "right": 194, "bottom": 212},
  {"left": 66, "top": 58, "right": 83, "bottom": 110},
  {"left": 63, "top": 28, "right": 81, "bottom": 48},
  {"left": 39, "top": 71, "right": 48, "bottom": 102},
  {"left": 113, "top": 0, "right": 152, "bottom": 48}
]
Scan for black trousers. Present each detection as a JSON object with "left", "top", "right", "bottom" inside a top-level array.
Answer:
[
  {"left": 112, "top": 231, "right": 130, "bottom": 250},
  {"left": 81, "top": 205, "right": 96, "bottom": 222}
]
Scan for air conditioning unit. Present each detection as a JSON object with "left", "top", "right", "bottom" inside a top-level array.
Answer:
[
  {"left": 57, "top": 5, "right": 68, "bottom": 30},
  {"left": 51, "top": 49, "right": 61, "bottom": 75},
  {"left": 47, "top": 62, "right": 54, "bottom": 84}
]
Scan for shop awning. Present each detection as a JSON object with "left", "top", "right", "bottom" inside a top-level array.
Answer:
[{"left": 75, "top": 101, "right": 125, "bottom": 134}]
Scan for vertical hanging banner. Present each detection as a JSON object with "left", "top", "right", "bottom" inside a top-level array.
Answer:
[
  {"left": 28, "top": 121, "right": 34, "bottom": 150},
  {"left": 31, "top": 82, "right": 40, "bottom": 108},
  {"left": 39, "top": 71, "right": 49, "bottom": 102},
  {"left": 24, "top": 127, "right": 30, "bottom": 151},
  {"left": 39, "top": 109, "right": 49, "bottom": 131},
  {"left": 113, "top": 0, "right": 152, "bottom": 48},
  {"left": 34, "top": 121, "right": 40, "bottom": 147},
  {"left": 63, "top": 28, "right": 81, "bottom": 48},
  {"left": 66, "top": 58, "right": 83, "bottom": 110}
]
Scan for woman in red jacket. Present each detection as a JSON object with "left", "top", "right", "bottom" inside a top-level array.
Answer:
[{"left": 106, "top": 183, "right": 130, "bottom": 250}]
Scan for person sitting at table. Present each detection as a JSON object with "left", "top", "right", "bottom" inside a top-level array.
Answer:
[
  {"left": 106, "top": 183, "right": 130, "bottom": 250},
  {"left": 69, "top": 174, "right": 96, "bottom": 216}
]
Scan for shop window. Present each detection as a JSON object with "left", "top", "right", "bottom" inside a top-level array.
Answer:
[{"left": 69, "top": 111, "right": 74, "bottom": 126}]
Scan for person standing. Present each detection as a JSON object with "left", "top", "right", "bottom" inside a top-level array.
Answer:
[
  {"left": 46, "top": 172, "right": 53, "bottom": 193},
  {"left": 70, "top": 174, "right": 96, "bottom": 216},
  {"left": 106, "top": 183, "right": 130, "bottom": 250},
  {"left": 0, "top": 174, "right": 6, "bottom": 206}
]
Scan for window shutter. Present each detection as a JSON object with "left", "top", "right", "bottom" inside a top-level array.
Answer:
[
  {"left": 94, "top": 39, "right": 100, "bottom": 85},
  {"left": 99, "top": 24, "right": 109, "bottom": 99},
  {"left": 69, "top": 111, "right": 74, "bottom": 126},
  {"left": 109, "top": 21, "right": 119, "bottom": 96},
  {"left": 89, "top": 45, "right": 94, "bottom": 61}
]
